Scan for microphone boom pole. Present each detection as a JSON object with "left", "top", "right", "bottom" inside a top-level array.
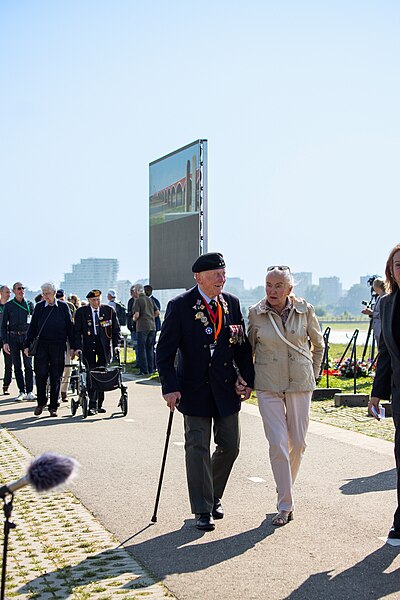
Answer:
[{"left": 0, "top": 452, "right": 78, "bottom": 600}]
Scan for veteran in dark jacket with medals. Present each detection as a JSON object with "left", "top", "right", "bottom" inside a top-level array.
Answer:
[
  {"left": 156, "top": 252, "right": 255, "bottom": 531},
  {"left": 74, "top": 289, "right": 121, "bottom": 416}
]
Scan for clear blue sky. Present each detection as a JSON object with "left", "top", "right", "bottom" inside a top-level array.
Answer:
[{"left": 1, "top": 0, "right": 399, "bottom": 291}]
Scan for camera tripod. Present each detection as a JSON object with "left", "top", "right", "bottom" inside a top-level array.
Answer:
[{"left": 361, "top": 291, "right": 377, "bottom": 363}]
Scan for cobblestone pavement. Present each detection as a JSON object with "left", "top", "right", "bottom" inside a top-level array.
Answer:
[{"left": 0, "top": 427, "right": 175, "bottom": 600}]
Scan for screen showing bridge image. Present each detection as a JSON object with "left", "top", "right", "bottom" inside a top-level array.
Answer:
[{"left": 149, "top": 140, "right": 207, "bottom": 290}]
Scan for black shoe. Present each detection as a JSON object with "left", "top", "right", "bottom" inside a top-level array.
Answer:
[
  {"left": 196, "top": 513, "right": 215, "bottom": 531},
  {"left": 212, "top": 498, "right": 224, "bottom": 520},
  {"left": 98, "top": 408, "right": 106, "bottom": 413},
  {"left": 87, "top": 409, "right": 97, "bottom": 416},
  {"left": 2, "top": 387, "right": 10, "bottom": 395},
  {"left": 49, "top": 410, "right": 58, "bottom": 417},
  {"left": 388, "top": 528, "right": 400, "bottom": 539},
  {"left": 34, "top": 406, "right": 43, "bottom": 416}
]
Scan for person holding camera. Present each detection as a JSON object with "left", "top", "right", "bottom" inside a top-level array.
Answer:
[{"left": 361, "top": 277, "right": 387, "bottom": 346}]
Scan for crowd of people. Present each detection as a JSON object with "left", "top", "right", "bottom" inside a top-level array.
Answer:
[
  {"left": 0, "top": 281, "right": 160, "bottom": 416},
  {"left": 2, "top": 246, "right": 400, "bottom": 541}
]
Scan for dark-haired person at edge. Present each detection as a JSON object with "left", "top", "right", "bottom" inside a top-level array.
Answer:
[
  {"left": 248, "top": 266, "right": 324, "bottom": 526},
  {"left": 1, "top": 281, "right": 35, "bottom": 401},
  {"left": 369, "top": 243, "right": 400, "bottom": 540},
  {"left": 74, "top": 289, "right": 121, "bottom": 416},
  {"left": 156, "top": 252, "right": 254, "bottom": 531},
  {"left": 24, "top": 282, "right": 75, "bottom": 417},
  {"left": 0, "top": 285, "right": 12, "bottom": 395}
]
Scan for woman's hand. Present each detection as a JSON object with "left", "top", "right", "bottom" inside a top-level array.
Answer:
[
  {"left": 368, "top": 396, "right": 382, "bottom": 420},
  {"left": 235, "top": 375, "right": 252, "bottom": 401}
]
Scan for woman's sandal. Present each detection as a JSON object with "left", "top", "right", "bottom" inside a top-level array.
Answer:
[{"left": 271, "top": 511, "right": 293, "bottom": 526}]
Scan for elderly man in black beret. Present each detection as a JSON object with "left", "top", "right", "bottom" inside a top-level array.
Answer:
[
  {"left": 74, "top": 289, "right": 121, "bottom": 416},
  {"left": 156, "top": 252, "right": 254, "bottom": 531}
]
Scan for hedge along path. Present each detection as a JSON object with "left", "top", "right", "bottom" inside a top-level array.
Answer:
[{"left": 0, "top": 427, "right": 175, "bottom": 600}]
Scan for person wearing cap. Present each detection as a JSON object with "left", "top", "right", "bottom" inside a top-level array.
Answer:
[
  {"left": 107, "top": 289, "right": 127, "bottom": 327},
  {"left": 56, "top": 289, "right": 76, "bottom": 402},
  {"left": 1, "top": 282, "right": 35, "bottom": 401},
  {"left": 156, "top": 252, "right": 254, "bottom": 531},
  {"left": 24, "top": 282, "right": 75, "bottom": 417},
  {"left": 74, "top": 289, "right": 121, "bottom": 415}
]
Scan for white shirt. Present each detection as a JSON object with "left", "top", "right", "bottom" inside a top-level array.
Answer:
[{"left": 91, "top": 306, "right": 100, "bottom": 335}]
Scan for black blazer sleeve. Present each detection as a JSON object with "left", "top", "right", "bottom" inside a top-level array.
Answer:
[{"left": 156, "top": 298, "right": 182, "bottom": 395}]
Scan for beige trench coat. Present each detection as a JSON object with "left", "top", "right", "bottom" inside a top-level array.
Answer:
[{"left": 248, "top": 296, "right": 324, "bottom": 392}]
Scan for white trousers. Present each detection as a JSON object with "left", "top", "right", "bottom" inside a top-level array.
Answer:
[{"left": 257, "top": 390, "right": 312, "bottom": 512}]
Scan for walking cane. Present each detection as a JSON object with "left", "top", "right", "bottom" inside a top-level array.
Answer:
[{"left": 151, "top": 410, "right": 174, "bottom": 523}]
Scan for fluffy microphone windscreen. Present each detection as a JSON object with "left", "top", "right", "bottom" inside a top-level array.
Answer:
[{"left": 27, "top": 453, "right": 79, "bottom": 492}]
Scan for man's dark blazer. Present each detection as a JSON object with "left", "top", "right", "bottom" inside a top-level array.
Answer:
[
  {"left": 74, "top": 304, "right": 121, "bottom": 365},
  {"left": 372, "top": 290, "right": 400, "bottom": 408},
  {"left": 24, "top": 300, "right": 74, "bottom": 348},
  {"left": 156, "top": 286, "right": 255, "bottom": 417}
]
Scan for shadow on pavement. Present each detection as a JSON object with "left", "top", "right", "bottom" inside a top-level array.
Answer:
[
  {"left": 3, "top": 410, "right": 126, "bottom": 431},
  {"left": 285, "top": 544, "right": 400, "bottom": 600},
  {"left": 124, "top": 517, "right": 274, "bottom": 578},
  {"left": 340, "top": 469, "right": 396, "bottom": 495},
  {"left": 16, "top": 546, "right": 154, "bottom": 597},
  {"left": 17, "top": 519, "right": 273, "bottom": 595}
]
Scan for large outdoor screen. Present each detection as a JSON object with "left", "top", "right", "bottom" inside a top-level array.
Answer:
[{"left": 149, "top": 139, "right": 208, "bottom": 289}]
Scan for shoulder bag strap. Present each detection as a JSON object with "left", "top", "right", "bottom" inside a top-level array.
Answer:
[
  {"left": 268, "top": 311, "right": 312, "bottom": 362},
  {"left": 34, "top": 305, "right": 56, "bottom": 340}
]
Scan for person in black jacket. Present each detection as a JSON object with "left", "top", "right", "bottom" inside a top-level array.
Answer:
[
  {"left": 156, "top": 252, "right": 254, "bottom": 531},
  {"left": 369, "top": 243, "right": 400, "bottom": 540},
  {"left": 74, "top": 289, "right": 121, "bottom": 416},
  {"left": 24, "top": 282, "right": 74, "bottom": 417},
  {"left": 1, "top": 281, "right": 35, "bottom": 401}
]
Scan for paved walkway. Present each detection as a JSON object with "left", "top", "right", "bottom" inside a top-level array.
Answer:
[
  {"left": 0, "top": 365, "right": 400, "bottom": 599},
  {"left": 0, "top": 425, "right": 175, "bottom": 599}
]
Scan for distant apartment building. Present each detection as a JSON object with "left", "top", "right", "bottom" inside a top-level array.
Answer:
[
  {"left": 225, "top": 277, "right": 245, "bottom": 294},
  {"left": 293, "top": 272, "right": 312, "bottom": 298},
  {"left": 116, "top": 280, "right": 132, "bottom": 304},
  {"left": 319, "top": 276, "right": 342, "bottom": 306},
  {"left": 60, "top": 258, "right": 119, "bottom": 300}
]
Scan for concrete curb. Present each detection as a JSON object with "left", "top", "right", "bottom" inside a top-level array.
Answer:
[{"left": 0, "top": 427, "right": 176, "bottom": 599}]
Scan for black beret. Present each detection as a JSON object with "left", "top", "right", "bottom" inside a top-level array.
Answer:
[
  {"left": 86, "top": 289, "right": 102, "bottom": 299},
  {"left": 192, "top": 252, "right": 226, "bottom": 273}
]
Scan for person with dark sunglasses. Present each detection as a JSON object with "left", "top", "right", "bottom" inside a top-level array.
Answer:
[{"left": 1, "top": 282, "right": 35, "bottom": 401}]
